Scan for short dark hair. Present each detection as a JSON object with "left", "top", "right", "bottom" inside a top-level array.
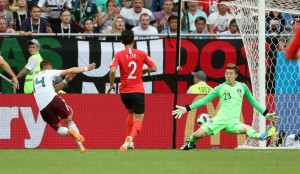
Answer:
[
  {"left": 168, "top": 15, "right": 177, "bottom": 24},
  {"left": 40, "top": 60, "right": 53, "bottom": 70},
  {"left": 121, "top": 30, "right": 134, "bottom": 45},
  {"left": 31, "top": 5, "right": 41, "bottom": 12},
  {"left": 195, "top": 16, "right": 206, "bottom": 24}
]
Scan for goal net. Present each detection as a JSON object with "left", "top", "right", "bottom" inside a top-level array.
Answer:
[{"left": 224, "top": 0, "right": 300, "bottom": 148}]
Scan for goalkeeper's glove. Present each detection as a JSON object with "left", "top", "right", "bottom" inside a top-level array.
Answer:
[
  {"left": 265, "top": 112, "right": 279, "bottom": 122},
  {"left": 172, "top": 105, "right": 188, "bottom": 119}
]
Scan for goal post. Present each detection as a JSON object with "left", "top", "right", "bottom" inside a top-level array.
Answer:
[{"left": 224, "top": 0, "right": 300, "bottom": 148}]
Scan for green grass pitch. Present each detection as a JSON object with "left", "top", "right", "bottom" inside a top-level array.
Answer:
[{"left": 0, "top": 149, "right": 298, "bottom": 174}]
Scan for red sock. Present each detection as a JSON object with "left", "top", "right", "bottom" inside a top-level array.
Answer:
[
  {"left": 126, "top": 114, "right": 133, "bottom": 136},
  {"left": 130, "top": 121, "right": 142, "bottom": 140}
]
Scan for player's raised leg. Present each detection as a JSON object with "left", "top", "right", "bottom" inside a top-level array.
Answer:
[{"left": 63, "top": 117, "right": 86, "bottom": 152}]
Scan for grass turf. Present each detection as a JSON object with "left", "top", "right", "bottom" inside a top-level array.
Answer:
[{"left": 0, "top": 149, "right": 298, "bottom": 174}]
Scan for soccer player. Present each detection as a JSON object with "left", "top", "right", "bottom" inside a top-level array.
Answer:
[
  {"left": 0, "top": 54, "right": 19, "bottom": 89},
  {"left": 33, "top": 60, "right": 96, "bottom": 152},
  {"left": 172, "top": 63, "right": 279, "bottom": 150},
  {"left": 107, "top": 30, "right": 157, "bottom": 151},
  {"left": 285, "top": 20, "right": 300, "bottom": 59}
]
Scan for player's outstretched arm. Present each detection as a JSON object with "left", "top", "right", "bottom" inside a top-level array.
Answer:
[
  {"left": 172, "top": 105, "right": 190, "bottom": 119},
  {"left": 265, "top": 112, "right": 280, "bottom": 123},
  {"left": 60, "top": 63, "right": 96, "bottom": 76},
  {"left": 54, "top": 74, "right": 76, "bottom": 92}
]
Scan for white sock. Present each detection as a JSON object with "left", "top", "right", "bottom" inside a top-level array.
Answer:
[
  {"left": 57, "top": 127, "right": 69, "bottom": 136},
  {"left": 68, "top": 122, "right": 83, "bottom": 147}
]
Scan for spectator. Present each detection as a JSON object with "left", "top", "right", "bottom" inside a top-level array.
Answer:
[
  {"left": 81, "top": 18, "right": 98, "bottom": 40},
  {"left": 19, "top": 5, "right": 52, "bottom": 36},
  {"left": 106, "top": 16, "right": 125, "bottom": 41},
  {"left": 285, "top": 134, "right": 300, "bottom": 148},
  {"left": 198, "top": 0, "right": 218, "bottom": 16},
  {"left": 0, "top": 0, "right": 14, "bottom": 28},
  {"left": 151, "top": 0, "right": 163, "bottom": 13},
  {"left": 218, "top": 18, "right": 241, "bottom": 39},
  {"left": 37, "top": 0, "right": 73, "bottom": 29},
  {"left": 266, "top": 11, "right": 285, "bottom": 34},
  {"left": 0, "top": 16, "right": 15, "bottom": 33},
  {"left": 6, "top": 0, "right": 19, "bottom": 12},
  {"left": 12, "top": 0, "right": 30, "bottom": 31},
  {"left": 52, "top": 9, "right": 81, "bottom": 39},
  {"left": 98, "top": 0, "right": 120, "bottom": 34},
  {"left": 187, "top": 70, "right": 213, "bottom": 94},
  {"left": 181, "top": 1, "right": 207, "bottom": 33},
  {"left": 16, "top": 39, "right": 43, "bottom": 93},
  {"left": 153, "top": 0, "right": 177, "bottom": 33},
  {"left": 96, "top": 0, "right": 121, "bottom": 14},
  {"left": 72, "top": 0, "right": 98, "bottom": 29},
  {"left": 132, "top": 13, "right": 158, "bottom": 40},
  {"left": 120, "top": 0, "right": 132, "bottom": 14},
  {"left": 190, "top": 16, "right": 211, "bottom": 39},
  {"left": 207, "top": 0, "right": 234, "bottom": 35},
  {"left": 121, "top": 0, "right": 155, "bottom": 30},
  {"left": 161, "top": 15, "right": 178, "bottom": 37}
]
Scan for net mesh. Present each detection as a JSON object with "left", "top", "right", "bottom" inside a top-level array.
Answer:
[{"left": 224, "top": 0, "right": 300, "bottom": 148}]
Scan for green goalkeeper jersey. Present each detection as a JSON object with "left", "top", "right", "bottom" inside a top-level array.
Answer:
[{"left": 190, "top": 81, "right": 265, "bottom": 120}]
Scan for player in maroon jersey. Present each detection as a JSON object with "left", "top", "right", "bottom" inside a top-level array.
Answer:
[{"left": 107, "top": 30, "right": 157, "bottom": 151}]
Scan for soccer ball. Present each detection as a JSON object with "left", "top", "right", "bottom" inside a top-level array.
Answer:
[{"left": 197, "top": 113, "right": 211, "bottom": 127}]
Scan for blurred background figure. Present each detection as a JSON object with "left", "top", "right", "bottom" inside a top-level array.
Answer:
[
  {"left": 161, "top": 15, "right": 178, "bottom": 37},
  {"left": 98, "top": 0, "right": 120, "bottom": 34},
  {"left": 11, "top": 0, "right": 30, "bottom": 31},
  {"left": 187, "top": 70, "right": 213, "bottom": 94},
  {"left": 153, "top": 0, "right": 177, "bottom": 33},
  {"left": 132, "top": 13, "right": 158, "bottom": 40},
  {"left": 285, "top": 133, "right": 300, "bottom": 148},
  {"left": 0, "top": 0, "right": 14, "bottom": 28},
  {"left": 106, "top": 16, "right": 125, "bottom": 41},
  {"left": 218, "top": 19, "right": 241, "bottom": 39},
  {"left": 0, "top": 16, "right": 15, "bottom": 33},
  {"left": 189, "top": 16, "right": 211, "bottom": 39}
]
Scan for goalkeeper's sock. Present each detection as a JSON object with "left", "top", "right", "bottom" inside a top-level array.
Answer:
[
  {"left": 57, "top": 127, "right": 69, "bottom": 136},
  {"left": 246, "top": 128, "right": 261, "bottom": 139},
  {"left": 130, "top": 121, "right": 142, "bottom": 140},
  {"left": 188, "top": 135, "right": 198, "bottom": 148},
  {"left": 126, "top": 114, "right": 133, "bottom": 136},
  {"left": 68, "top": 122, "right": 83, "bottom": 147}
]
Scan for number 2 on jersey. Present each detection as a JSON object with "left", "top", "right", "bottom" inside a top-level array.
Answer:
[{"left": 128, "top": 61, "right": 137, "bottom": 79}]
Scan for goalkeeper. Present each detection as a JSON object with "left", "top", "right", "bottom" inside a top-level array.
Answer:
[{"left": 172, "top": 63, "right": 279, "bottom": 150}]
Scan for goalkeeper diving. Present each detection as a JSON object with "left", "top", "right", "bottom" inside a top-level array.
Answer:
[{"left": 172, "top": 63, "right": 279, "bottom": 150}]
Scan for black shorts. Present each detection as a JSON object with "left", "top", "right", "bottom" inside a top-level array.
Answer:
[
  {"left": 120, "top": 93, "right": 145, "bottom": 114},
  {"left": 40, "top": 95, "right": 70, "bottom": 130}
]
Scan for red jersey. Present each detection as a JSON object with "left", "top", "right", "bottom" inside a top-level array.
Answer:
[
  {"left": 286, "top": 26, "right": 300, "bottom": 59},
  {"left": 111, "top": 48, "right": 155, "bottom": 93}
]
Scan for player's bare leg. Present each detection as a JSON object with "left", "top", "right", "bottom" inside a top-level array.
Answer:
[{"left": 63, "top": 117, "right": 86, "bottom": 152}]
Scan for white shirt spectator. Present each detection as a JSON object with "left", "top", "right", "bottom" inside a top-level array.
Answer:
[
  {"left": 121, "top": 8, "right": 155, "bottom": 29},
  {"left": 207, "top": 11, "right": 234, "bottom": 33},
  {"left": 218, "top": 30, "right": 241, "bottom": 39},
  {"left": 132, "top": 25, "right": 159, "bottom": 40},
  {"left": 38, "top": 0, "right": 72, "bottom": 19}
]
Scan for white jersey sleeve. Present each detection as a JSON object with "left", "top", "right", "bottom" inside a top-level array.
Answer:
[{"left": 33, "top": 70, "right": 62, "bottom": 110}]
